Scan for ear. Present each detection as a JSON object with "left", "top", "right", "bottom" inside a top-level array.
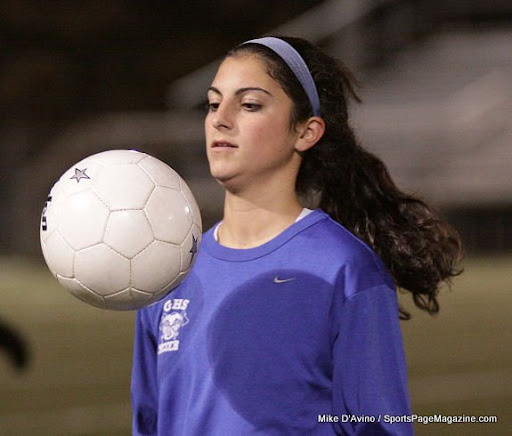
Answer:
[{"left": 294, "top": 116, "right": 325, "bottom": 152}]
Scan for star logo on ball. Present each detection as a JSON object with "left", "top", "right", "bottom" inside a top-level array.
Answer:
[
  {"left": 70, "top": 168, "right": 90, "bottom": 183},
  {"left": 190, "top": 235, "right": 198, "bottom": 261}
]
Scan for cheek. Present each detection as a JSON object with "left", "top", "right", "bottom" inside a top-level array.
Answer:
[
  {"left": 248, "top": 116, "right": 293, "bottom": 147},
  {"left": 204, "top": 116, "right": 212, "bottom": 139}
]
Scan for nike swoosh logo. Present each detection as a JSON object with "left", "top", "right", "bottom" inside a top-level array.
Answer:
[{"left": 273, "top": 276, "right": 296, "bottom": 284}]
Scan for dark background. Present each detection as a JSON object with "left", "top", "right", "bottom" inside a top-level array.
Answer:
[{"left": 1, "top": 0, "right": 512, "bottom": 257}]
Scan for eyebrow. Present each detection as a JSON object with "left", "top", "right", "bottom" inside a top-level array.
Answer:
[{"left": 207, "top": 86, "right": 272, "bottom": 97}]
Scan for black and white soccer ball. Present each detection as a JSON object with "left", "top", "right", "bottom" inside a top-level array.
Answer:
[{"left": 40, "top": 149, "right": 202, "bottom": 310}]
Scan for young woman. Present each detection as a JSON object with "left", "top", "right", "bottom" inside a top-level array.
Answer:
[{"left": 131, "top": 36, "right": 462, "bottom": 435}]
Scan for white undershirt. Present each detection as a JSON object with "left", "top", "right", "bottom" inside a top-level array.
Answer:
[{"left": 213, "top": 208, "right": 313, "bottom": 242}]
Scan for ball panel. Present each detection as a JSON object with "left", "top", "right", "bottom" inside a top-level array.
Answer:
[
  {"left": 57, "top": 276, "right": 106, "bottom": 309},
  {"left": 180, "top": 224, "right": 201, "bottom": 272},
  {"left": 56, "top": 161, "right": 102, "bottom": 198},
  {"left": 179, "top": 178, "right": 202, "bottom": 229},
  {"left": 41, "top": 232, "right": 75, "bottom": 278},
  {"left": 104, "top": 210, "right": 154, "bottom": 258},
  {"left": 138, "top": 156, "right": 181, "bottom": 190},
  {"left": 40, "top": 194, "right": 57, "bottom": 242},
  {"left": 131, "top": 241, "right": 182, "bottom": 293},
  {"left": 146, "top": 187, "right": 192, "bottom": 244},
  {"left": 74, "top": 244, "right": 130, "bottom": 295},
  {"left": 93, "top": 164, "right": 154, "bottom": 210},
  {"left": 104, "top": 288, "right": 153, "bottom": 311},
  {"left": 151, "top": 270, "right": 189, "bottom": 304},
  {"left": 57, "top": 190, "right": 110, "bottom": 251}
]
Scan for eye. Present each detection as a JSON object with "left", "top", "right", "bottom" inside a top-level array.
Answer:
[
  {"left": 207, "top": 102, "right": 220, "bottom": 112},
  {"left": 242, "top": 102, "right": 261, "bottom": 111}
]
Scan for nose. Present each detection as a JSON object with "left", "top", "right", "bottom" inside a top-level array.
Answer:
[{"left": 210, "top": 102, "right": 233, "bottom": 130}]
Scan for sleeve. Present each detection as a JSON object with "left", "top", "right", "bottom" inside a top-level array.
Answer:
[
  {"left": 131, "top": 309, "right": 159, "bottom": 436},
  {"left": 330, "top": 284, "right": 414, "bottom": 435}
]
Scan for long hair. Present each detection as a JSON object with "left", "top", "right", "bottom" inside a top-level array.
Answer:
[{"left": 230, "top": 36, "right": 463, "bottom": 318}]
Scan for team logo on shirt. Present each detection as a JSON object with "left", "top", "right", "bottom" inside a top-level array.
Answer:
[{"left": 158, "top": 298, "right": 190, "bottom": 354}]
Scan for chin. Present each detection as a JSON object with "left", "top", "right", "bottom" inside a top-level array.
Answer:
[
  {"left": 209, "top": 167, "right": 232, "bottom": 184},
  {"left": 210, "top": 171, "right": 244, "bottom": 194},
  {"left": 209, "top": 162, "right": 236, "bottom": 180}
]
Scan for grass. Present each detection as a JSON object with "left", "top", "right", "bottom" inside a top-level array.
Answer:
[{"left": 0, "top": 255, "right": 510, "bottom": 434}]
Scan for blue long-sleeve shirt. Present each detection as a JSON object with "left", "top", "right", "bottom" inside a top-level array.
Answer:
[{"left": 131, "top": 209, "right": 414, "bottom": 435}]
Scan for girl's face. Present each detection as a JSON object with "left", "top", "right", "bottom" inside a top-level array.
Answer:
[{"left": 205, "top": 53, "right": 302, "bottom": 192}]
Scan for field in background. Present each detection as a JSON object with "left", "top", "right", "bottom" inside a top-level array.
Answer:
[
  {"left": 0, "top": 256, "right": 134, "bottom": 436},
  {"left": 399, "top": 256, "right": 511, "bottom": 435},
  {"left": 0, "top": 256, "right": 510, "bottom": 435}
]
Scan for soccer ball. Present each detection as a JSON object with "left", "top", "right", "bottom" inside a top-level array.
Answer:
[{"left": 40, "top": 149, "right": 202, "bottom": 310}]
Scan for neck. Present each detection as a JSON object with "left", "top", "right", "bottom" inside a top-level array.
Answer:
[{"left": 218, "top": 184, "right": 303, "bottom": 249}]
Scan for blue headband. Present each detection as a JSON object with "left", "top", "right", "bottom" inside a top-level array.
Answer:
[{"left": 242, "top": 37, "right": 321, "bottom": 117}]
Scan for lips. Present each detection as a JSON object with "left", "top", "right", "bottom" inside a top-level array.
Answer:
[{"left": 212, "top": 141, "right": 238, "bottom": 148}]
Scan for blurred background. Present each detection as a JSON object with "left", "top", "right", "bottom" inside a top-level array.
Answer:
[{"left": 1, "top": 0, "right": 511, "bottom": 434}]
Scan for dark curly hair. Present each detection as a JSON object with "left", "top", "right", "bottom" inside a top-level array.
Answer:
[{"left": 230, "top": 36, "right": 463, "bottom": 319}]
